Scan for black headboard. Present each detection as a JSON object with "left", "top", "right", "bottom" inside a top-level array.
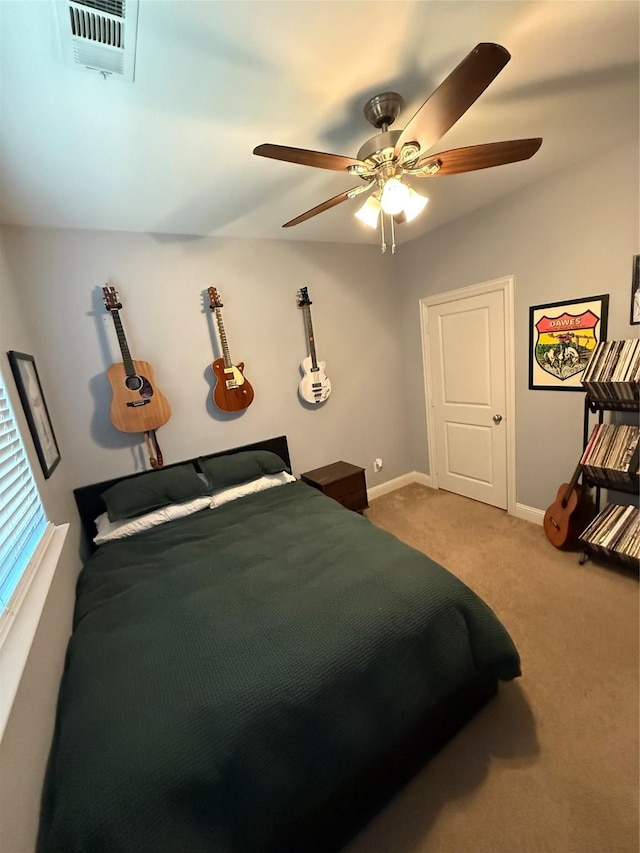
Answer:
[{"left": 73, "top": 435, "right": 291, "bottom": 549}]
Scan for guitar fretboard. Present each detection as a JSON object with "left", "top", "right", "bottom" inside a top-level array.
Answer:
[
  {"left": 303, "top": 305, "right": 319, "bottom": 371},
  {"left": 110, "top": 310, "right": 136, "bottom": 377},
  {"left": 214, "top": 309, "right": 232, "bottom": 368}
]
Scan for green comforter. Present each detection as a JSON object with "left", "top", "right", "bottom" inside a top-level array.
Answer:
[{"left": 39, "top": 481, "right": 520, "bottom": 853}]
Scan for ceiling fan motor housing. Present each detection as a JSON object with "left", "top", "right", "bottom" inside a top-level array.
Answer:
[
  {"left": 363, "top": 92, "right": 404, "bottom": 129},
  {"left": 357, "top": 129, "right": 402, "bottom": 167},
  {"left": 359, "top": 93, "right": 421, "bottom": 174}
]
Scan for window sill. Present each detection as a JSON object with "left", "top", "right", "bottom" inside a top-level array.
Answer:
[{"left": 0, "top": 522, "right": 69, "bottom": 740}]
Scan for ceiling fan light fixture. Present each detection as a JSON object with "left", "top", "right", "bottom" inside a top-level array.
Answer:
[
  {"left": 380, "top": 178, "right": 410, "bottom": 215},
  {"left": 402, "top": 187, "right": 429, "bottom": 222},
  {"left": 354, "top": 195, "right": 381, "bottom": 229}
]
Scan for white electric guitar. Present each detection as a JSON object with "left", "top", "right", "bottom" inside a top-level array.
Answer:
[{"left": 296, "top": 287, "right": 331, "bottom": 404}]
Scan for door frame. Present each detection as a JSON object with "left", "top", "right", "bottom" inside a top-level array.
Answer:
[{"left": 419, "top": 275, "right": 517, "bottom": 517}]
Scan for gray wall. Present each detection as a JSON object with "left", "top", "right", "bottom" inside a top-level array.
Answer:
[
  {"left": 398, "top": 135, "right": 639, "bottom": 511},
  {"left": 0, "top": 228, "right": 410, "bottom": 486}
]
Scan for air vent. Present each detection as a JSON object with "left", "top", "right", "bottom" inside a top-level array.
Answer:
[
  {"left": 74, "top": 0, "right": 124, "bottom": 15},
  {"left": 69, "top": 6, "right": 124, "bottom": 47},
  {"left": 55, "top": 0, "right": 139, "bottom": 81}
]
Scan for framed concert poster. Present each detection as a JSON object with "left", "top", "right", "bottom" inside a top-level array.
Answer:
[
  {"left": 529, "top": 294, "right": 609, "bottom": 391},
  {"left": 7, "top": 350, "right": 61, "bottom": 478},
  {"left": 631, "top": 255, "right": 640, "bottom": 326}
]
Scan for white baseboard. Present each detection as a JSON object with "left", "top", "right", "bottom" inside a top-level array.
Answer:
[
  {"left": 412, "top": 471, "right": 433, "bottom": 489},
  {"left": 368, "top": 474, "right": 544, "bottom": 527},
  {"left": 368, "top": 471, "right": 433, "bottom": 501},
  {"left": 513, "top": 503, "right": 545, "bottom": 526}
]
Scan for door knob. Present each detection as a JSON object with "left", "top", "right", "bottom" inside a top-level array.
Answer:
[{"left": 493, "top": 414, "right": 503, "bottom": 424}]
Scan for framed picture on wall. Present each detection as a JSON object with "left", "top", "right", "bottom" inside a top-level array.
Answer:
[
  {"left": 631, "top": 255, "right": 640, "bottom": 326},
  {"left": 7, "top": 350, "right": 61, "bottom": 478},
  {"left": 529, "top": 294, "right": 609, "bottom": 391}
]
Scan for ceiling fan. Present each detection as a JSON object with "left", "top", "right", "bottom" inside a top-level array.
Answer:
[{"left": 254, "top": 43, "right": 542, "bottom": 253}]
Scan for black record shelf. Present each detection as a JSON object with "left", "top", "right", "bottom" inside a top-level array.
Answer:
[
  {"left": 578, "top": 388, "right": 639, "bottom": 568},
  {"left": 586, "top": 395, "right": 639, "bottom": 414}
]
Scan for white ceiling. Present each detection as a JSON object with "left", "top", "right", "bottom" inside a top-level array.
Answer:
[{"left": 0, "top": 1, "right": 638, "bottom": 248}]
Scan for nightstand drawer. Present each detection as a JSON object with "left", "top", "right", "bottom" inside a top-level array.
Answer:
[
  {"left": 323, "top": 471, "right": 365, "bottom": 500},
  {"left": 339, "top": 489, "right": 369, "bottom": 513}
]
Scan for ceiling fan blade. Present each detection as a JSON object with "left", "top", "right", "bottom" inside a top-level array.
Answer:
[
  {"left": 394, "top": 43, "right": 511, "bottom": 158},
  {"left": 418, "top": 138, "right": 543, "bottom": 176},
  {"left": 283, "top": 185, "right": 369, "bottom": 227},
  {"left": 254, "top": 144, "right": 367, "bottom": 172}
]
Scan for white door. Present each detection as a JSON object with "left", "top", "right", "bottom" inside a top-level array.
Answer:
[{"left": 426, "top": 288, "right": 507, "bottom": 509}]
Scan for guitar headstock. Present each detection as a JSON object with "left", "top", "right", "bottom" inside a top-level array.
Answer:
[
  {"left": 103, "top": 285, "right": 122, "bottom": 311},
  {"left": 208, "top": 287, "right": 223, "bottom": 310},
  {"left": 297, "top": 287, "right": 312, "bottom": 307}
]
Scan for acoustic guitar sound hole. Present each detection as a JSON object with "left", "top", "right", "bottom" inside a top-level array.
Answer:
[{"left": 125, "top": 375, "right": 143, "bottom": 392}]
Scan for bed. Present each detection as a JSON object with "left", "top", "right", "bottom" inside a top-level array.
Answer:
[{"left": 38, "top": 436, "right": 520, "bottom": 853}]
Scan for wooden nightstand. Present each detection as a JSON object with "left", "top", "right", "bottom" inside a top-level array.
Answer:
[{"left": 301, "top": 461, "right": 368, "bottom": 514}]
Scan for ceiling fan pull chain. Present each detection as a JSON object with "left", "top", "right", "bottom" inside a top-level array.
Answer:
[
  {"left": 380, "top": 209, "right": 386, "bottom": 254},
  {"left": 390, "top": 214, "right": 397, "bottom": 255}
]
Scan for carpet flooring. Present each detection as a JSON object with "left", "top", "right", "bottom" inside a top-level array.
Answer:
[{"left": 344, "top": 484, "right": 639, "bottom": 853}]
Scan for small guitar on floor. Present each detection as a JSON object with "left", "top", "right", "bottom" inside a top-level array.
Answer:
[
  {"left": 208, "top": 287, "right": 254, "bottom": 413},
  {"left": 543, "top": 463, "right": 593, "bottom": 549},
  {"left": 296, "top": 287, "right": 331, "bottom": 404}
]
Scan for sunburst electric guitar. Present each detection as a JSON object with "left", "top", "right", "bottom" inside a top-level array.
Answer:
[
  {"left": 296, "top": 287, "right": 331, "bottom": 404},
  {"left": 208, "top": 287, "right": 254, "bottom": 413},
  {"left": 103, "top": 286, "right": 171, "bottom": 437}
]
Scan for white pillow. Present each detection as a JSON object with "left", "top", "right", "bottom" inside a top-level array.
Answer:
[
  {"left": 209, "top": 471, "right": 296, "bottom": 508},
  {"left": 94, "top": 495, "right": 212, "bottom": 544},
  {"left": 93, "top": 473, "right": 296, "bottom": 543}
]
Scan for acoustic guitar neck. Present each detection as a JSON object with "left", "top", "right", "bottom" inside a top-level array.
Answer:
[{"left": 561, "top": 463, "right": 583, "bottom": 507}]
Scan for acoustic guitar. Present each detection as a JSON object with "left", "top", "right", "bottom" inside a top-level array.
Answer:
[
  {"left": 208, "top": 287, "right": 254, "bottom": 413},
  {"left": 296, "top": 287, "right": 331, "bottom": 404},
  {"left": 103, "top": 286, "right": 172, "bottom": 435},
  {"left": 543, "top": 463, "right": 592, "bottom": 549}
]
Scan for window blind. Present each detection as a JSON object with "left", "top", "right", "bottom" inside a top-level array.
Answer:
[{"left": 0, "top": 377, "right": 47, "bottom": 614}]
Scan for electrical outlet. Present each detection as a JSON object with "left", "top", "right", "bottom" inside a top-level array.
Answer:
[{"left": 373, "top": 458, "right": 383, "bottom": 473}]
